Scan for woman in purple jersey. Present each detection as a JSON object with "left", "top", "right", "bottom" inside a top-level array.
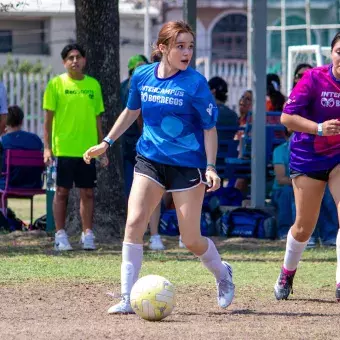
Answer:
[
  {"left": 83, "top": 21, "right": 235, "bottom": 314},
  {"left": 274, "top": 32, "right": 340, "bottom": 302}
]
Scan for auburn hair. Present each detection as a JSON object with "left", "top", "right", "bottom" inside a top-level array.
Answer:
[{"left": 151, "top": 21, "right": 195, "bottom": 61}]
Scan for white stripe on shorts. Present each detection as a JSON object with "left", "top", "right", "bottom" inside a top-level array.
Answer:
[
  {"left": 133, "top": 170, "right": 165, "bottom": 189},
  {"left": 166, "top": 168, "right": 209, "bottom": 193}
]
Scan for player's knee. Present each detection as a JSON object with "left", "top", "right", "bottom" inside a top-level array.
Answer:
[
  {"left": 292, "top": 218, "right": 315, "bottom": 241},
  {"left": 126, "top": 212, "right": 149, "bottom": 233},
  {"left": 180, "top": 235, "right": 201, "bottom": 251},
  {"left": 55, "top": 187, "right": 69, "bottom": 201},
  {"left": 80, "top": 188, "right": 94, "bottom": 200}
]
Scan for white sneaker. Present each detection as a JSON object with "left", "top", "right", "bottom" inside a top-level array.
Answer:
[
  {"left": 107, "top": 295, "right": 134, "bottom": 314},
  {"left": 216, "top": 261, "right": 235, "bottom": 308},
  {"left": 54, "top": 230, "right": 73, "bottom": 251},
  {"left": 179, "top": 236, "right": 186, "bottom": 249},
  {"left": 81, "top": 229, "right": 96, "bottom": 250},
  {"left": 148, "top": 234, "right": 165, "bottom": 251}
]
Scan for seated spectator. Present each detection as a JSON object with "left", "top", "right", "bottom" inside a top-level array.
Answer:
[
  {"left": 0, "top": 80, "right": 8, "bottom": 135},
  {"left": 292, "top": 63, "right": 313, "bottom": 90},
  {"left": 0, "top": 105, "right": 43, "bottom": 189},
  {"left": 235, "top": 90, "right": 252, "bottom": 141},
  {"left": 208, "top": 76, "right": 238, "bottom": 128},
  {"left": 233, "top": 91, "right": 253, "bottom": 196},
  {"left": 266, "top": 73, "right": 285, "bottom": 113},
  {"left": 272, "top": 127, "right": 338, "bottom": 245}
]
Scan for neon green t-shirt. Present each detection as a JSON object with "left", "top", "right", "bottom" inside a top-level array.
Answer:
[{"left": 43, "top": 73, "right": 104, "bottom": 157}]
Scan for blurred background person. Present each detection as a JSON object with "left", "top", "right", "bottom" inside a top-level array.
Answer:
[
  {"left": 120, "top": 54, "right": 165, "bottom": 251},
  {"left": 208, "top": 76, "right": 238, "bottom": 128},
  {"left": 292, "top": 63, "right": 313, "bottom": 89},
  {"left": 266, "top": 73, "right": 285, "bottom": 112},
  {"left": 0, "top": 105, "right": 43, "bottom": 190},
  {"left": 0, "top": 80, "right": 8, "bottom": 135}
]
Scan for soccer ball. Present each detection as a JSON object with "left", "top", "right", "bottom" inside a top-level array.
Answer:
[{"left": 130, "top": 275, "right": 175, "bottom": 321}]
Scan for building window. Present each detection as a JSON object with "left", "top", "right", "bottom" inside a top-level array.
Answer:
[
  {"left": 270, "top": 15, "right": 317, "bottom": 59},
  {"left": 211, "top": 14, "right": 247, "bottom": 60},
  {"left": 0, "top": 30, "right": 13, "bottom": 53}
]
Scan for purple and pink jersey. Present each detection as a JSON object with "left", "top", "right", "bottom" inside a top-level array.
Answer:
[{"left": 283, "top": 64, "right": 340, "bottom": 172}]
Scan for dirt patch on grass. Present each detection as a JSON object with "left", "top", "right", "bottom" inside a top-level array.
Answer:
[
  {"left": 0, "top": 282, "right": 339, "bottom": 340},
  {"left": 0, "top": 234, "right": 338, "bottom": 340}
]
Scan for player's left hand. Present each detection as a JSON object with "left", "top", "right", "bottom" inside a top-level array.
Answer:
[
  {"left": 99, "top": 153, "right": 109, "bottom": 167},
  {"left": 205, "top": 169, "right": 221, "bottom": 192},
  {"left": 83, "top": 142, "right": 108, "bottom": 164}
]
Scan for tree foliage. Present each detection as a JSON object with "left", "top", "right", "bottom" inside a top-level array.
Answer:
[
  {"left": 0, "top": 1, "right": 25, "bottom": 12},
  {"left": 0, "top": 54, "right": 52, "bottom": 75}
]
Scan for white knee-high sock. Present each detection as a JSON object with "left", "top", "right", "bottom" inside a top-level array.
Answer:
[
  {"left": 199, "top": 238, "right": 228, "bottom": 281},
  {"left": 336, "top": 230, "right": 340, "bottom": 285},
  {"left": 283, "top": 229, "right": 308, "bottom": 271},
  {"left": 121, "top": 242, "right": 143, "bottom": 296}
]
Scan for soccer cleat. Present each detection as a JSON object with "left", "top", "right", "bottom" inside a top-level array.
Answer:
[
  {"left": 148, "top": 234, "right": 165, "bottom": 251},
  {"left": 107, "top": 294, "right": 135, "bottom": 314},
  {"left": 178, "top": 236, "right": 186, "bottom": 249},
  {"left": 216, "top": 261, "right": 235, "bottom": 308},
  {"left": 336, "top": 284, "right": 340, "bottom": 302},
  {"left": 274, "top": 267, "right": 296, "bottom": 300},
  {"left": 81, "top": 230, "right": 96, "bottom": 250},
  {"left": 54, "top": 230, "right": 73, "bottom": 251}
]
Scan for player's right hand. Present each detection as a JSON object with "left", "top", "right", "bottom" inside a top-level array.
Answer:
[
  {"left": 83, "top": 142, "right": 108, "bottom": 164},
  {"left": 44, "top": 148, "right": 53, "bottom": 166},
  {"left": 322, "top": 120, "right": 340, "bottom": 136}
]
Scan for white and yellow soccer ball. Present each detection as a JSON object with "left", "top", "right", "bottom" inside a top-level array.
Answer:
[{"left": 130, "top": 275, "right": 176, "bottom": 321}]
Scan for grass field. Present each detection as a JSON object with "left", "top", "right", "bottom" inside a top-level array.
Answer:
[{"left": 1, "top": 198, "right": 340, "bottom": 339}]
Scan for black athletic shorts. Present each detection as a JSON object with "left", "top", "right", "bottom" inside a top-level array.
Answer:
[
  {"left": 56, "top": 157, "right": 96, "bottom": 189},
  {"left": 290, "top": 164, "right": 339, "bottom": 182},
  {"left": 134, "top": 154, "right": 208, "bottom": 192}
]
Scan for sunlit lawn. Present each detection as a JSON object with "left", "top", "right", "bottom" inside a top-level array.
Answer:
[{"left": 1, "top": 197, "right": 337, "bottom": 299}]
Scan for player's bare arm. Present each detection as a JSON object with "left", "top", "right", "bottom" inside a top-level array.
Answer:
[
  {"left": 281, "top": 112, "right": 340, "bottom": 136},
  {"left": 203, "top": 127, "right": 220, "bottom": 192},
  {"left": 44, "top": 110, "right": 54, "bottom": 165},
  {"left": 84, "top": 107, "right": 141, "bottom": 163}
]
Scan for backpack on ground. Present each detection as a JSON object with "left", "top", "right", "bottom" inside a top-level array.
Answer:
[
  {"left": 216, "top": 208, "right": 276, "bottom": 239},
  {"left": 32, "top": 214, "right": 47, "bottom": 231},
  {"left": 159, "top": 209, "right": 179, "bottom": 236}
]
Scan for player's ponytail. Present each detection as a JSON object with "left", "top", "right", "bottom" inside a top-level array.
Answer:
[{"left": 151, "top": 48, "right": 162, "bottom": 62}]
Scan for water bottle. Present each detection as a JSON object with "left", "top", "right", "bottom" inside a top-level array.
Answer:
[{"left": 46, "top": 159, "right": 56, "bottom": 191}]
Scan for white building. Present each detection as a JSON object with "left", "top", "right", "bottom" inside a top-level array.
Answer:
[
  {"left": 1, "top": 0, "right": 339, "bottom": 111},
  {"left": 0, "top": 0, "right": 160, "bottom": 79}
]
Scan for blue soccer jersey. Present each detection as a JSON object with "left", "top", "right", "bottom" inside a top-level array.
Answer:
[{"left": 127, "top": 63, "right": 218, "bottom": 168}]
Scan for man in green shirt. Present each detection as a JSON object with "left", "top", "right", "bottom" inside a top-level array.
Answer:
[{"left": 43, "top": 43, "right": 107, "bottom": 251}]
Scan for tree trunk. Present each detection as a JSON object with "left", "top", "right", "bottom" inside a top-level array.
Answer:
[{"left": 66, "top": 0, "right": 126, "bottom": 240}]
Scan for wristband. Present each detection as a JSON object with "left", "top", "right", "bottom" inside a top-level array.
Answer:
[
  {"left": 206, "top": 163, "right": 216, "bottom": 169},
  {"left": 317, "top": 123, "right": 323, "bottom": 136},
  {"left": 103, "top": 136, "right": 114, "bottom": 147}
]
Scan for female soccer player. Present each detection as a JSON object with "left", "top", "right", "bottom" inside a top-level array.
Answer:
[
  {"left": 83, "top": 21, "right": 235, "bottom": 313},
  {"left": 274, "top": 31, "right": 340, "bottom": 301}
]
